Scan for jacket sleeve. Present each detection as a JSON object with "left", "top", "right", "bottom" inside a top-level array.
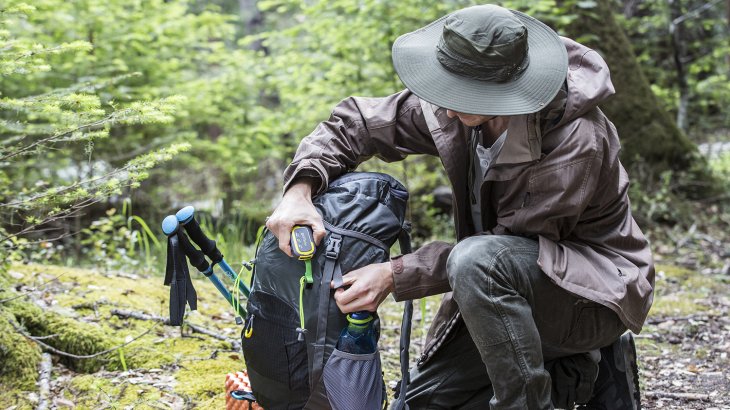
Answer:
[
  {"left": 390, "top": 241, "right": 454, "bottom": 301},
  {"left": 282, "top": 90, "right": 438, "bottom": 194}
]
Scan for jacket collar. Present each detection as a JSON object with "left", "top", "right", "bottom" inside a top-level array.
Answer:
[
  {"left": 422, "top": 100, "right": 542, "bottom": 166},
  {"left": 495, "top": 113, "right": 542, "bottom": 165}
]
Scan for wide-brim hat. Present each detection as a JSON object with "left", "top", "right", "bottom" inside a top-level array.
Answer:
[{"left": 392, "top": 5, "right": 568, "bottom": 116}]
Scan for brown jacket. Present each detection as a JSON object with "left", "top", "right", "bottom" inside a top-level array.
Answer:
[{"left": 283, "top": 38, "right": 654, "bottom": 366}]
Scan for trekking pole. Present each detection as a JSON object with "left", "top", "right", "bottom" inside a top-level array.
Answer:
[
  {"left": 175, "top": 206, "right": 251, "bottom": 298},
  {"left": 162, "top": 215, "right": 246, "bottom": 318}
]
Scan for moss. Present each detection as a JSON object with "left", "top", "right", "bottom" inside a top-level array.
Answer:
[
  {"left": 123, "top": 336, "right": 232, "bottom": 370},
  {"left": 649, "top": 264, "right": 722, "bottom": 317},
  {"left": 0, "top": 309, "right": 42, "bottom": 390},
  {"left": 66, "top": 373, "right": 169, "bottom": 408},
  {"left": 2, "top": 263, "right": 250, "bottom": 406},
  {"left": 0, "top": 391, "right": 33, "bottom": 410},
  {"left": 657, "top": 264, "right": 694, "bottom": 281},
  {"left": 694, "top": 347, "right": 709, "bottom": 360},
  {"left": 176, "top": 354, "right": 242, "bottom": 409},
  {"left": 7, "top": 300, "right": 118, "bottom": 373}
]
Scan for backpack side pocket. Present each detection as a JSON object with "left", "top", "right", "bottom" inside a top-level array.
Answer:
[
  {"left": 242, "top": 291, "right": 309, "bottom": 409},
  {"left": 322, "top": 349, "right": 384, "bottom": 410}
]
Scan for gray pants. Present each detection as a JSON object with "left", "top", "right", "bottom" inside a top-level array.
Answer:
[{"left": 403, "top": 235, "right": 626, "bottom": 409}]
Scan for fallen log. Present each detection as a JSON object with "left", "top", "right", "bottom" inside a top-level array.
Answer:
[{"left": 36, "top": 353, "right": 52, "bottom": 410}]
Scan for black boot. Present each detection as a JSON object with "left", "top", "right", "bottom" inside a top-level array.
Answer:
[{"left": 577, "top": 333, "right": 641, "bottom": 410}]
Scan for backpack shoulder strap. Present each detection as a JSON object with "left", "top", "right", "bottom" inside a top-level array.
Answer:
[
  {"left": 310, "top": 232, "right": 343, "bottom": 389},
  {"left": 393, "top": 226, "right": 414, "bottom": 410}
]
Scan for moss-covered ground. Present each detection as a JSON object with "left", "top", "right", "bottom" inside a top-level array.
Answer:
[
  {"left": 1, "top": 259, "right": 728, "bottom": 409},
  {"left": 0, "top": 264, "right": 252, "bottom": 409}
]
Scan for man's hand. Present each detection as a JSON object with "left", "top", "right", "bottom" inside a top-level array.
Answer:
[
  {"left": 266, "top": 178, "right": 326, "bottom": 257},
  {"left": 332, "top": 262, "right": 394, "bottom": 313}
]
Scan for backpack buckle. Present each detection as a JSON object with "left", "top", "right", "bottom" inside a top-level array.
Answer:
[{"left": 325, "top": 234, "right": 342, "bottom": 259}]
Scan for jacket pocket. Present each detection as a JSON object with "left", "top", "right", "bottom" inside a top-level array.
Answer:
[
  {"left": 241, "top": 291, "right": 309, "bottom": 409},
  {"left": 322, "top": 349, "right": 384, "bottom": 410}
]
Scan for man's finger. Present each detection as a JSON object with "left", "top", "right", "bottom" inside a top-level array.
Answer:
[
  {"left": 334, "top": 286, "right": 358, "bottom": 306},
  {"left": 331, "top": 271, "right": 357, "bottom": 289},
  {"left": 341, "top": 273, "right": 356, "bottom": 286},
  {"left": 277, "top": 225, "right": 293, "bottom": 257},
  {"left": 335, "top": 293, "right": 364, "bottom": 314},
  {"left": 337, "top": 300, "right": 360, "bottom": 314},
  {"left": 311, "top": 221, "right": 326, "bottom": 245},
  {"left": 278, "top": 237, "right": 292, "bottom": 257}
]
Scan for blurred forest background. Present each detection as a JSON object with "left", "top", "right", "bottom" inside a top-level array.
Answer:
[{"left": 1, "top": 0, "right": 729, "bottom": 408}]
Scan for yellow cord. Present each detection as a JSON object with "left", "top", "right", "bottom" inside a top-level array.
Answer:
[
  {"left": 236, "top": 263, "right": 253, "bottom": 338},
  {"left": 233, "top": 263, "right": 246, "bottom": 316},
  {"left": 299, "top": 276, "right": 306, "bottom": 329}
]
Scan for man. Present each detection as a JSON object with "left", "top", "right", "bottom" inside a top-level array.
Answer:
[{"left": 267, "top": 4, "right": 654, "bottom": 409}]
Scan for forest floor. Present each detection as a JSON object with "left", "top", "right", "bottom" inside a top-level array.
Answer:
[{"left": 1, "top": 222, "right": 729, "bottom": 409}]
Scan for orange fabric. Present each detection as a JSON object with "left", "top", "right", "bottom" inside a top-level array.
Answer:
[{"left": 225, "top": 370, "right": 263, "bottom": 410}]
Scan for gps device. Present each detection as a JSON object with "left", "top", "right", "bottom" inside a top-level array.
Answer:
[{"left": 290, "top": 225, "right": 316, "bottom": 260}]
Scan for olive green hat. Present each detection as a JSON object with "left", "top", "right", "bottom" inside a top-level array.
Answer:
[{"left": 392, "top": 4, "right": 568, "bottom": 115}]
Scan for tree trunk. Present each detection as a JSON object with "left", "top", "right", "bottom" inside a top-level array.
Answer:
[
  {"left": 562, "top": 0, "right": 697, "bottom": 173},
  {"left": 669, "top": 0, "right": 690, "bottom": 133}
]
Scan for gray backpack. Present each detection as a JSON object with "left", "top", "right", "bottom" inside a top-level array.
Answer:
[{"left": 241, "top": 172, "right": 413, "bottom": 409}]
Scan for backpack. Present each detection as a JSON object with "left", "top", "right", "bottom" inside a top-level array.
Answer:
[{"left": 241, "top": 172, "right": 412, "bottom": 410}]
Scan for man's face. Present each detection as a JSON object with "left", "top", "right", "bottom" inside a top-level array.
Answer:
[{"left": 445, "top": 110, "right": 497, "bottom": 127}]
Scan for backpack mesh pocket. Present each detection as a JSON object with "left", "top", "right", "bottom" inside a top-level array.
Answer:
[
  {"left": 242, "top": 291, "right": 309, "bottom": 409},
  {"left": 322, "top": 349, "right": 384, "bottom": 410}
]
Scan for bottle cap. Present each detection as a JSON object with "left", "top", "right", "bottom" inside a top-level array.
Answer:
[{"left": 347, "top": 311, "right": 374, "bottom": 325}]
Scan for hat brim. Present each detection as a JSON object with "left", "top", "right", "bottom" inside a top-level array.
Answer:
[{"left": 392, "top": 9, "right": 568, "bottom": 116}]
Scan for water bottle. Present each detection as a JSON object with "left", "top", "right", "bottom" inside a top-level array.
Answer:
[{"left": 336, "top": 311, "right": 377, "bottom": 354}]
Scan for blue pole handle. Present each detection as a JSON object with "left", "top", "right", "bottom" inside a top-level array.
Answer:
[
  {"left": 175, "top": 206, "right": 251, "bottom": 298},
  {"left": 163, "top": 213, "right": 246, "bottom": 317},
  {"left": 176, "top": 206, "right": 223, "bottom": 264},
  {"left": 161, "top": 215, "right": 179, "bottom": 236}
]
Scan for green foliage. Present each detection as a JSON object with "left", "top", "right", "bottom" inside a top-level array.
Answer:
[
  {"left": 78, "top": 202, "right": 163, "bottom": 272},
  {"left": 248, "top": 0, "right": 466, "bottom": 153},
  {"left": 621, "top": 0, "right": 730, "bottom": 137},
  {"left": 630, "top": 169, "right": 683, "bottom": 223},
  {"left": 0, "top": 2, "right": 190, "bottom": 261},
  {"left": 2, "top": 0, "right": 726, "bottom": 269},
  {"left": 197, "top": 211, "right": 264, "bottom": 268}
]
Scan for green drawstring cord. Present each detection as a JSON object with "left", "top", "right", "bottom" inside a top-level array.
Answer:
[
  {"left": 233, "top": 264, "right": 245, "bottom": 319},
  {"left": 299, "top": 276, "right": 306, "bottom": 329},
  {"left": 237, "top": 263, "right": 255, "bottom": 338},
  {"left": 296, "top": 260, "right": 313, "bottom": 342}
]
